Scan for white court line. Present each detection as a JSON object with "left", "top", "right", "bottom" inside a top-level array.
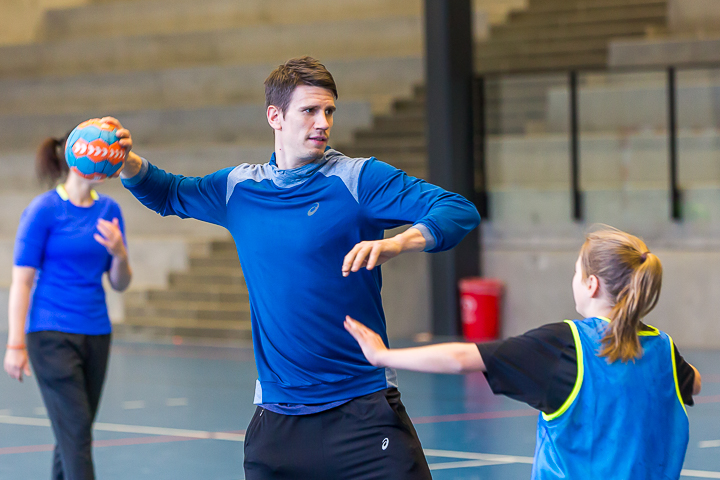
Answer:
[
  {"left": 682, "top": 471, "right": 720, "bottom": 479},
  {"left": 429, "top": 460, "right": 507, "bottom": 471},
  {"left": 424, "top": 448, "right": 534, "bottom": 464},
  {"left": 0, "top": 415, "right": 244, "bottom": 442},
  {"left": 1, "top": 415, "right": 718, "bottom": 477},
  {"left": 0, "top": 415, "right": 51, "bottom": 427},
  {"left": 699, "top": 440, "right": 720, "bottom": 448}
]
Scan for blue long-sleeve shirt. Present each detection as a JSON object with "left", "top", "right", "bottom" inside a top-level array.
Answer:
[{"left": 123, "top": 148, "right": 480, "bottom": 407}]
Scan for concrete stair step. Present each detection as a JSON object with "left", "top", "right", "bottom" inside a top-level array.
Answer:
[
  {"left": 347, "top": 136, "right": 427, "bottom": 151},
  {"left": 157, "top": 283, "right": 247, "bottom": 294},
  {"left": 176, "top": 266, "right": 244, "bottom": 278},
  {"left": 188, "top": 256, "right": 241, "bottom": 269},
  {"left": 0, "top": 56, "right": 422, "bottom": 116},
  {"left": 115, "top": 320, "right": 252, "bottom": 341},
  {"left": 168, "top": 271, "right": 247, "bottom": 287},
  {"left": 389, "top": 98, "right": 425, "bottom": 115},
  {"left": 209, "top": 239, "right": 238, "bottom": 254},
  {"left": 125, "top": 302, "right": 251, "bottom": 321},
  {"left": 475, "top": 40, "right": 607, "bottom": 62},
  {"left": 477, "top": 52, "right": 609, "bottom": 74},
  {"left": 126, "top": 298, "right": 250, "bottom": 311},
  {"left": 0, "top": 101, "right": 371, "bottom": 151},
  {"left": 503, "top": 4, "right": 666, "bottom": 28},
  {"left": 339, "top": 144, "right": 426, "bottom": 158},
  {"left": 525, "top": 0, "right": 666, "bottom": 13},
  {"left": 477, "top": 38, "right": 620, "bottom": 59},
  {"left": 488, "top": 20, "right": 663, "bottom": 42},
  {"left": 42, "top": 0, "right": 421, "bottom": 42},
  {"left": 354, "top": 129, "right": 425, "bottom": 142},
  {"left": 372, "top": 113, "right": 426, "bottom": 134},
  {"left": 184, "top": 266, "right": 244, "bottom": 278},
  {"left": 127, "top": 288, "right": 248, "bottom": 304},
  {"left": 0, "top": 16, "right": 422, "bottom": 79}
]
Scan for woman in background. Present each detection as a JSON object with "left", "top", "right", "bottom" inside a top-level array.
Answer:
[{"left": 4, "top": 133, "right": 131, "bottom": 480}]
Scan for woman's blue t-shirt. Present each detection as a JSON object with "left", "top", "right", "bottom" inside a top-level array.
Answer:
[{"left": 13, "top": 187, "right": 126, "bottom": 335}]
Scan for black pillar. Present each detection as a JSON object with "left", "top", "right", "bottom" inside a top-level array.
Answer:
[
  {"left": 667, "top": 67, "right": 682, "bottom": 221},
  {"left": 569, "top": 71, "right": 583, "bottom": 221},
  {"left": 425, "top": 0, "right": 479, "bottom": 336}
]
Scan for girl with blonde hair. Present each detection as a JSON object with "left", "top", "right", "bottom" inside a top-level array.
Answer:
[{"left": 345, "top": 226, "right": 701, "bottom": 480}]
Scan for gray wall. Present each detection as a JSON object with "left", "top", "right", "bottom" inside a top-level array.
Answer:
[{"left": 484, "top": 234, "right": 720, "bottom": 348}]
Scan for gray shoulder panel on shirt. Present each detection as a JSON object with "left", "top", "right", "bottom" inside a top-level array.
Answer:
[
  {"left": 226, "top": 164, "right": 272, "bottom": 204},
  {"left": 318, "top": 155, "right": 370, "bottom": 204},
  {"left": 225, "top": 153, "right": 370, "bottom": 205}
]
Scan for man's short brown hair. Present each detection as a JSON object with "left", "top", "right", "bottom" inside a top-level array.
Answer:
[{"left": 265, "top": 56, "right": 338, "bottom": 115}]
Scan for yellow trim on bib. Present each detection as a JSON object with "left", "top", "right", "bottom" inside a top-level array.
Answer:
[
  {"left": 668, "top": 335, "right": 688, "bottom": 416},
  {"left": 597, "top": 316, "right": 660, "bottom": 336},
  {"left": 638, "top": 325, "right": 660, "bottom": 336},
  {"left": 56, "top": 184, "right": 99, "bottom": 202},
  {"left": 543, "top": 320, "right": 584, "bottom": 421}
]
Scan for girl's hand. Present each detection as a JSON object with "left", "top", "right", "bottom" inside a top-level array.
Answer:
[
  {"left": 4, "top": 348, "right": 31, "bottom": 382},
  {"left": 94, "top": 218, "right": 127, "bottom": 259},
  {"left": 344, "top": 316, "right": 388, "bottom": 367}
]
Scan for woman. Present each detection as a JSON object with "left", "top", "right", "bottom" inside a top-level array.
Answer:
[
  {"left": 345, "top": 226, "right": 701, "bottom": 480},
  {"left": 4, "top": 132, "right": 132, "bottom": 480}
]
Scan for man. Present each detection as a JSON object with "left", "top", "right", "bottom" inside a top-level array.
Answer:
[{"left": 112, "top": 56, "right": 480, "bottom": 479}]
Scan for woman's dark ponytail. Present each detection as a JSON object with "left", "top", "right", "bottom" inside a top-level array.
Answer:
[{"left": 36, "top": 133, "right": 70, "bottom": 187}]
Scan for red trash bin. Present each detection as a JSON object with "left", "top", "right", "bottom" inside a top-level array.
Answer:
[{"left": 459, "top": 278, "right": 504, "bottom": 342}]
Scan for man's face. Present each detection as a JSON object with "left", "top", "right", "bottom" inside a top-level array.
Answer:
[{"left": 270, "top": 85, "right": 336, "bottom": 165}]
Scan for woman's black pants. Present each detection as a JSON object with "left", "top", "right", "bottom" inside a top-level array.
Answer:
[{"left": 27, "top": 331, "right": 111, "bottom": 480}]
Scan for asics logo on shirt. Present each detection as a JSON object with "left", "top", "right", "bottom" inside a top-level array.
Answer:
[
  {"left": 308, "top": 202, "right": 320, "bottom": 216},
  {"left": 382, "top": 438, "right": 389, "bottom": 450}
]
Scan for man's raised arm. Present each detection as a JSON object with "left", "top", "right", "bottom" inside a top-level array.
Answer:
[
  {"left": 107, "top": 117, "right": 230, "bottom": 227},
  {"left": 342, "top": 158, "right": 480, "bottom": 275}
]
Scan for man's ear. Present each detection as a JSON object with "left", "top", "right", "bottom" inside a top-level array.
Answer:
[{"left": 267, "top": 105, "right": 282, "bottom": 131}]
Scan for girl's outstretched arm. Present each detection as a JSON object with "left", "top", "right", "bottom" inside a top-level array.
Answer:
[{"left": 344, "top": 316, "right": 485, "bottom": 374}]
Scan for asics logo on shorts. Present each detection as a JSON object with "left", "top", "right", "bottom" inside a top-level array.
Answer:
[
  {"left": 308, "top": 202, "right": 320, "bottom": 216},
  {"left": 382, "top": 438, "right": 389, "bottom": 450}
]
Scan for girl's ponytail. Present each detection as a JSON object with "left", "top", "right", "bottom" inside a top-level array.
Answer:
[
  {"left": 599, "top": 251, "right": 662, "bottom": 362},
  {"left": 36, "top": 134, "right": 70, "bottom": 187},
  {"left": 580, "top": 227, "right": 663, "bottom": 363}
]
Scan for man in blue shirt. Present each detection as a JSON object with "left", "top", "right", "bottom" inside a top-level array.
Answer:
[{"left": 111, "top": 56, "right": 480, "bottom": 479}]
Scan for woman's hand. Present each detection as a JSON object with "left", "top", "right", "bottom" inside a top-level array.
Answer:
[
  {"left": 4, "top": 348, "right": 31, "bottom": 382},
  {"left": 94, "top": 218, "right": 127, "bottom": 260},
  {"left": 344, "top": 316, "right": 388, "bottom": 367}
]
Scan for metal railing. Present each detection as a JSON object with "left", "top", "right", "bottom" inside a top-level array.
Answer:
[{"left": 475, "top": 63, "right": 720, "bottom": 223}]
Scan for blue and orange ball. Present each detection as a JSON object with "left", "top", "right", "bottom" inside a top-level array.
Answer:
[{"left": 64, "top": 119, "right": 126, "bottom": 180}]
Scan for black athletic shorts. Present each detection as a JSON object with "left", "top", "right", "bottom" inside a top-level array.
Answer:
[{"left": 243, "top": 388, "right": 432, "bottom": 480}]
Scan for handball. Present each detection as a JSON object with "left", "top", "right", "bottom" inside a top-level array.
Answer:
[{"left": 64, "top": 119, "right": 127, "bottom": 180}]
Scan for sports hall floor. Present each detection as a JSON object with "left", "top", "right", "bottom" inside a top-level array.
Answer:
[{"left": 1, "top": 339, "right": 719, "bottom": 479}]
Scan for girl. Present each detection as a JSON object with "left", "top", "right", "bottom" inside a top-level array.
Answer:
[
  {"left": 4, "top": 131, "right": 132, "bottom": 480},
  {"left": 345, "top": 226, "right": 701, "bottom": 480}
]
